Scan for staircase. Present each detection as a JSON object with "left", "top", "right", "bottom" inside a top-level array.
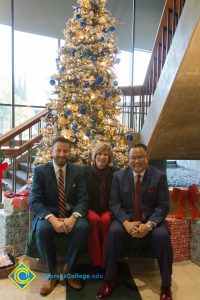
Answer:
[
  {"left": 3, "top": 160, "right": 34, "bottom": 191},
  {"left": 0, "top": 109, "right": 48, "bottom": 197}
]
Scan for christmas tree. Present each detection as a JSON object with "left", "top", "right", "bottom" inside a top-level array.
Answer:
[{"left": 35, "top": 0, "right": 133, "bottom": 167}]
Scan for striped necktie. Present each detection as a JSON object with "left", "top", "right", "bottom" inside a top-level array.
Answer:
[
  {"left": 58, "top": 168, "right": 66, "bottom": 218},
  {"left": 134, "top": 174, "right": 142, "bottom": 221}
]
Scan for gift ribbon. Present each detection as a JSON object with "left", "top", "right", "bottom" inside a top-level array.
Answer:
[
  {"left": 4, "top": 189, "right": 30, "bottom": 198},
  {"left": 4, "top": 189, "right": 30, "bottom": 211},
  {"left": 172, "top": 184, "right": 200, "bottom": 219},
  {"left": 0, "top": 162, "right": 8, "bottom": 187}
]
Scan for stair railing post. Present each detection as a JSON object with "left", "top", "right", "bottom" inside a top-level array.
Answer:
[{"left": 12, "top": 157, "right": 17, "bottom": 193}]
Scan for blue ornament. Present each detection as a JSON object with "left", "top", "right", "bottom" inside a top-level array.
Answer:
[
  {"left": 96, "top": 75, "right": 103, "bottom": 84},
  {"left": 110, "top": 26, "right": 115, "bottom": 32},
  {"left": 74, "top": 6, "right": 81, "bottom": 11},
  {"left": 111, "top": 143, "right": 115, "bottom": 149},
  {"left": 64, "top": 110, "right": 71, "bottom": 117},
  {"left": 80, "top": 21, "right": 85, "bottom": 27},
  {"left": 50, "top": 79, "right": 56, "bottom": 86},
  {"left": 105, "top": 91, "right": 110, "bottom": 98},
  {"left": 99, "top": 37, "right": 105, "bottom": 43},
  {"left": 79, "top": 107, "right": 87, "bottom": 115},
  {"left": 91, "top": 56, "right": 97, "bottom": 62},
  {"left": 72, "top": 121, "right": 78, "bottom": 129},
  {"left": 126, "top": 134, "right": 134, "bottom": 141},
  {"left": 83, "top": 81, "right": 89, "bottom": 88},
  {"left": 60, "top": 66, "right": 65, "bottom": 73},
  {"left": 76, "top": 14, "right": 81, "bottom": 19},
  {"left": 70, "top": 50, "right": 76, "bottom": 56},
  {"left": 91, "top": 114, "right": 97, "bottom": 121},
  {"left": 102, "top": 28, "right": 108, "bottom": 33},
  {"left": 85, "top": 130, "right": 91, "bottom": 137},
  {"left": 82, "top": 50, "right": 89, "bottom": 57},
  {"left": 45, "top": 122, "right": 53, "bottom": 128},
  {"left": 113, "top": 80, "right": 118, "bottom": 86}
]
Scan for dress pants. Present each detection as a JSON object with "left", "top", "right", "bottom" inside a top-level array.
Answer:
[
  {"left": 36, "top": 218, "right": 89, "bottom": 273},
  {"left": 104, "top": 220, "right": 173, "bottom": 288},
  {"left": 87, "top": 210, "right": 111, "bottom": 267}
]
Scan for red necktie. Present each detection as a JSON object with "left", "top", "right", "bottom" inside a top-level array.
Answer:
[
  {"left": 58, "top": 169, "right": 66, "bottom": 218},
  {"left": 134, "top": 174, "right": 142, "bottom": 221}
]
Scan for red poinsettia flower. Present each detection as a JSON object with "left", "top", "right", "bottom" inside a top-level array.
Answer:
[{"left": 0, "top": 162, "right": 8, "bottom": 187}]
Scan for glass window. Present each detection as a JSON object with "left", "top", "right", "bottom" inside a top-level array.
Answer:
[
  {"left": 0, "top": 24, "right": 12, "bottom": 105},
  {"left": 0, "top": 105, "right": 12, "bottom": 135},
  {"left": 15, "top": 106, "right": 44, "bottom": 140},
  {"left": 115, "top": 51, "right": 133, "bottom": 86},
  {"left": 14, "top": 31, "right": 58, "bottom": 107},
  {"left": 133, "top": 49, "right": 151, "bottom": 85},
  {"left": 114, "top": 49, "right": 151, "bottom": 86}
]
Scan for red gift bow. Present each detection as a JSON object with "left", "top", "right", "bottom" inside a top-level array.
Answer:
[
  {"left": 11, "top": 196, "right": 29, "bottom": 211},
  {"left": 172, "top": 184, "right": 200, "bottom": 219},
  {"left": 0, "top": 162, "right": 8, "bottom": 187}
]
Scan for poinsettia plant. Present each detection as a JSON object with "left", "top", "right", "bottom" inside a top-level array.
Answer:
[{"left": 0, "top": 149, "right": 8, "bottom": 188}]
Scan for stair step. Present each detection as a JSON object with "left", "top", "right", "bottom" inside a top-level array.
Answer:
[
  {"left": 2, "top": 178, "right": 22, "bottom": 193},
  {"left": 18, "top": 162, "right": 33, "bottom": 173},
  {"left": 7, "top": 170, "right": 27, "bottom": 186}
]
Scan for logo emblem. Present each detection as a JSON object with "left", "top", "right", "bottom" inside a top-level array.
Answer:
[{"left": 9, "top": 262, "right": 36, "bottom": 290}]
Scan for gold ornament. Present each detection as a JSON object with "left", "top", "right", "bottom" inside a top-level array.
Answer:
[
  {"left": 115, "top": 95, "right": 121, "bottom": 101},
  {"left": 58, "top": 117, "right": 68, "bottom": 126},
  {"left": 71, "top": 104, "right": 78, "bottom": 111},
  {"left": 98, "top": 111, "right": 104, "bottom": 117}
]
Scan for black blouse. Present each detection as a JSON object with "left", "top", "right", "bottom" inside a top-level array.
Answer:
[{"left": 84, "top": 166, "right": 119, "bottom": 214}]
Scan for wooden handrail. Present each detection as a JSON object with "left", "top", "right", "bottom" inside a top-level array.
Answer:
[
  {"left": 3, "top": 134, "right": 43, "bottom": 158},
  {"left": 120, "top": 85, "right": 145, "bottom": 96},
  {"left": 0, "top": 108, "right": 48, "bottom": 146},
  {"left": 143, "top": 0, "right": 186, "bottom": 88}
]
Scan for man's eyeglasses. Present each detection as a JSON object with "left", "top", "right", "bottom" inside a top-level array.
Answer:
[{"left": 129, "top": 155, "right": 146, "bottom": 161}]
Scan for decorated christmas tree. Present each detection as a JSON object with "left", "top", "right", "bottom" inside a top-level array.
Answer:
[{"left": 35, "top": 0, "right": 133, "bottom": 167}]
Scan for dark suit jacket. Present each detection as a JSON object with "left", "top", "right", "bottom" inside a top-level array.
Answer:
[
  {"left": 29, "top": 161, "right": 88, "bottom": 232},
  {"left": 110, "top": 165, "right": 169, "bottom": 225}
]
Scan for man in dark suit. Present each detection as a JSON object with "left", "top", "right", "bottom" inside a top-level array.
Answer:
[
  {"left": 29, "top": 136, "right": 89, "bottom": 296},
  {"left": 96, "top": 144, "right": 173, "bottom": 300}
]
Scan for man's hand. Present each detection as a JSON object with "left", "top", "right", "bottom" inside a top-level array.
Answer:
[
  {"left": 62, "top": 215, "right": 77, "bottom": 234},
  {"left": 123, "top": 220, "right": 141, "bottom": 236},
  {"left": 48, "top": 215, "right": 66, "bottom": 233},
  {"left": 135, "top": 223, "right": 149, "bottom": 238}
]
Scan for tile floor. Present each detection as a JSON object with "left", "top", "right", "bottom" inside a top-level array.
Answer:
[{"left": 0, "top": 256, "right": 200, "bottom": 300}]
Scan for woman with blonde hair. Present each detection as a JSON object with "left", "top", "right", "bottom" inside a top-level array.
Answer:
[{"left": 85, "top": 142, "right": 119, "bottom": 269}]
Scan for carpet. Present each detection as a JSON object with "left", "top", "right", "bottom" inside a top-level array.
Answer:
[{"left": 67, "top": 263, "right": 142, "bottom": 300}]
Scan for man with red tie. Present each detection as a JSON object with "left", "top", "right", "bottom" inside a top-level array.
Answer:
[
  {"left": 29, "top": 137, "right": 89, "bottom": 296},
  {"left": 96, "top": 144, "right": 173, "bottom": 300}
]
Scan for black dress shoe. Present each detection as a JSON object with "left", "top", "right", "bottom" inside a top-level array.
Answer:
[
  {"left": 160, "top": 287, "right": 173, "bottom": 300},
  {"left": 96, "top": 280, "right": 118, "bottom": 299}
]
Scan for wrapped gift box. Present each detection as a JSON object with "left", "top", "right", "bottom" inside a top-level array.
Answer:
[
  {"left": 0, "top": 209, "right": 29, "bottom": 257},
  {"left": 190, "top": 220, "right": 200, "bottom": 266},
  {"left": 166, "top": 215, "right": 191, "bottom": 262},
  {"left": 3, "top": 190, "right": 29, "bottom": 213}
]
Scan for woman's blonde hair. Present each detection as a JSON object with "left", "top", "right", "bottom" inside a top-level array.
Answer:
[{"left": 92, "top": 142, "right": 113, "bottom": 165}]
